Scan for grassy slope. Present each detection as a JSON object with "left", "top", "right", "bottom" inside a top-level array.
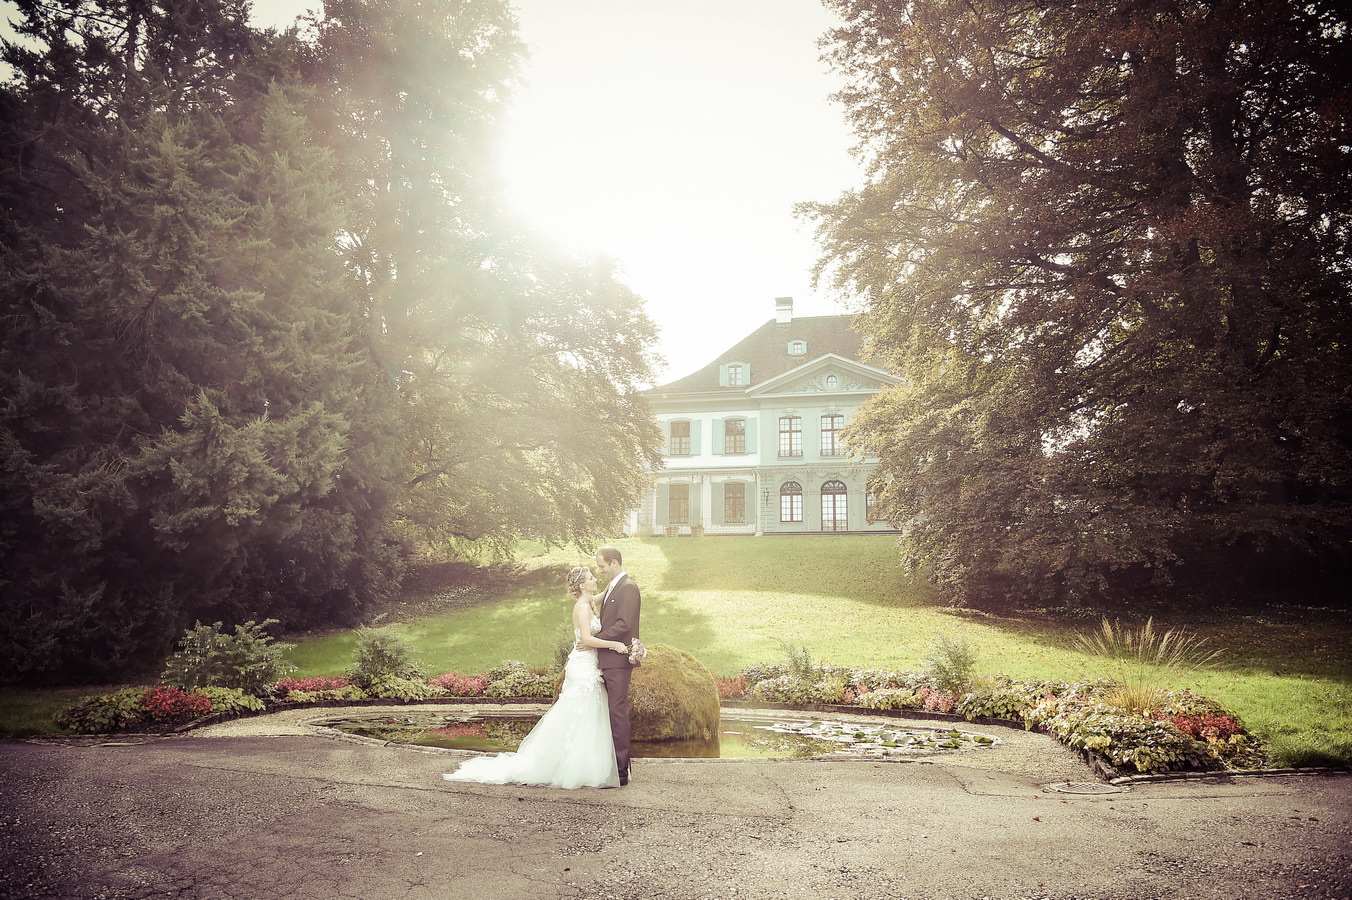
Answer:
[
  {"left": 7, "top": 536, "right": 1350, "bottom": 764},
  {"left": 289, "top": 536, "right": 1351, "bottom": 765}
]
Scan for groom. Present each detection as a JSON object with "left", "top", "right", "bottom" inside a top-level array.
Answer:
[{"left": 593, "top": 545, "right": 641, "bottom": 786}]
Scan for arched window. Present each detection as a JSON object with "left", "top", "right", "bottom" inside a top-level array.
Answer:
[
  {"left": 825, "top": 374, "right": 838, "bottom": 390},
  {"left": 780, "top": 481, "right": 803, "bottom": 523},
  {"left": 821, "top": 480, "right": 847, "bottom": 532}
]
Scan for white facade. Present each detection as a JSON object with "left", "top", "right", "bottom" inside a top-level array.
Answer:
[{"left": 639, "top": 342, "right": 902, "bottom": 536}]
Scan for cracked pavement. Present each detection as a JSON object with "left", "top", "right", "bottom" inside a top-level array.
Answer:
[{"left": 1, "top": 712, "right": 1348, "bottom": 899}]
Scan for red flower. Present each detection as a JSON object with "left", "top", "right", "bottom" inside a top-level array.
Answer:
[{"left": 141, "top": 686, "right": 211, "bottom": 724}]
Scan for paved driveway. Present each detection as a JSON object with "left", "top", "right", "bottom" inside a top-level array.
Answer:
[{"left": 1, "top": 711, "right": 1348, "bottom": 899}]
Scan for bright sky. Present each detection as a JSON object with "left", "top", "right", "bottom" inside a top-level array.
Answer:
[{"left": 251, "top": 0, "right": 861, "bottom": 384}]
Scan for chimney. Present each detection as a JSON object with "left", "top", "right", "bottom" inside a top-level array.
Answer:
[{"left": 775, "top": 296, "right": 793, "bottom": 324}]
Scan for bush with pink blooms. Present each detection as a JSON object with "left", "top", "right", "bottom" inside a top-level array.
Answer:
[{"left": 429, "top": 672, "right": 489, "bottom": 696}]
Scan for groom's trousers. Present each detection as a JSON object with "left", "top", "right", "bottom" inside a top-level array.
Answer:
[{"left": 601, "top": 665, "right": 633, "bottom": 775}]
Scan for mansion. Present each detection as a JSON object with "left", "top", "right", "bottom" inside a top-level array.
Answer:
[{"left": 635, "top": 297, "right": 901, "bottom": 536}]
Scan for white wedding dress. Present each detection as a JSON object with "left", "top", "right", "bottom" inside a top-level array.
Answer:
[{"left": 443, "top": 616, "right": 619, "bottom": 789}]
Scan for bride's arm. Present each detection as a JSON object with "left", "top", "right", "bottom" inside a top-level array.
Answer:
[{"left": 571, "top": 599, "right": 627, "bottom": 652}]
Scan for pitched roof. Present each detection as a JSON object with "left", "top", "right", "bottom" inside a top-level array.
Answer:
[{"left": 648, "top": 314, "right": 866, "bottom": 396}]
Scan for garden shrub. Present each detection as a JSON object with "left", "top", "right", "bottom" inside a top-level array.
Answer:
[
  {"left": 920, "top": 633, "right": 978, "bottom": 695},
  {"left": 196, "top": 686, "right": 267, "bottom": 716},
  {"left": 715, "top": 675, "right": 748, "bottom": 699},
  {"left": 482, "top": 661, "right": 556, "bottom": 698},
  {"left": 284, "top": 685, "right": 367, "bottom": 703},
  {"left": 854, "top": 687, "right": 921, "bottom": 711},
  {"left": 365, "top": 675, "right": 443, "bottom": 701},
  {"left": 55, "top": 687, "right": 148, "bottom": 733},
  {"left": 1026, "top": 697, "right": 1217, "bottom": 774},
  {"left": 159, "top": 620, "right": 295, "bottom": 696},
  {"left": 141, "top": 686, "right": 212, "bottom": 724},
  {"left": 429, "top": 672, "right": 490, "bottom": 696},
  {"left": 777, "top": 640, "right": 822, "bottom": 683},
  {"left": 275, "top": 676, "right": 353, "bottom": 698},
  {"left": 348, "top": 626, "right": 425, "bottom": 686}
]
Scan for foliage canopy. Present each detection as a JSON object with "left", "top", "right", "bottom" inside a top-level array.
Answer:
[
  {"left": 808, "top": 0, "right": 1352, "bottom": 609},
  {"left": 0, "top": 0, "right": 661, "bottom": 682}
]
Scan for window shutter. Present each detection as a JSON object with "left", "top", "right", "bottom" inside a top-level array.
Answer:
[
  {"left": 717, "top": 364, "right": 727, "bottom": 387},
  {"left": 656, "top": 485, "right": 669, "bottom": 523},
  {"left": 711, "top": 482, "right": 725, "bottom": 525},
  {"left": 713, "top": 418, "right": 724, "bottom": 454},
  {"left": 690, "top": 482, "right": 702, "bottom": 519},
  {"left": 690, "top": 420, "right": 702, "bottom": 455},
  {"left": 745, "top": 417, "right": 757, "bottom": 453}
]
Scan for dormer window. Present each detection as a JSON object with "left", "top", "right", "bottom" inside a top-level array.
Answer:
[
  {"left": 720, "top": 361, "right": 750, "bottom": 387},
  {"left": 788, "top": 340, "right": 806, "bottom": 356}
]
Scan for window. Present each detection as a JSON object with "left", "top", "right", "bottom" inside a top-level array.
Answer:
[
  {"left": 668, "top": 483, "right": 690, "bottom": 524},
  {"left": 780, "top": 481, "right": 803, "bottom": 523},
  {"left": 788, "top": 340, "right": 806, "bottom": 356},
  {"left": 821, "top": 414, "right": 844, "bottom": 457},
  {"left": 778, "top": 416, "right": 802, "bottom": 457},
  {"left": 825, "top": 374, "right": 838, "bottom": 390},
  {"left": 724, "top": 418, "right": 746, "bottom": 454},
  {"left": 724, "top": 482, "right": 746, "bottom": 524},
  {"left": 866, "top": 491, "right": 879, "bottom": 523},
  {"left": 727, "top": 364, "right": 745, "bottom": 386},
  {"left": 821, "top": 480, "right": 848, "bottom": 532},
  {"left": 669, "top": 420, "right": 691, "bottom": 456}
]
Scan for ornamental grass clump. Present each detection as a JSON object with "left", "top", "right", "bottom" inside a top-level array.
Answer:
[{"left": 1074, "top": 617, "right": 1221, "bottom": 715}]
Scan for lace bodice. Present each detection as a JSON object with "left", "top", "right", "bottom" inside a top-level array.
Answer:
[{"left": 573, "top": 615, "right": 602, "bottom": 643}]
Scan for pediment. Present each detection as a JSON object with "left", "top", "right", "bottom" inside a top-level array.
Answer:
[{"left": 748, "top": 353, "right": 900, "bottom": 398}]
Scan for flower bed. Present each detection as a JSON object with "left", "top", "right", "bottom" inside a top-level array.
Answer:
[
  {"left": 726, "top": 665, "right": 1265, "bottom": 776},
  {"left": 54, "top": 661, "right": 1266, "bottom": 776}
]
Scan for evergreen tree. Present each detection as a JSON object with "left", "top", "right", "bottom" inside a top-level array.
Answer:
[
  {"left": 808, "top": 0, "right": 1352, "bottom": 609},
  {"left": 0, "top": 1, "right": 399, "bottom": 681}
]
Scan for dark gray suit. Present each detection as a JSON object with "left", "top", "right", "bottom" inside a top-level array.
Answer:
[{"left": 596, "top": 574, "right": 641, "bottom": 778}]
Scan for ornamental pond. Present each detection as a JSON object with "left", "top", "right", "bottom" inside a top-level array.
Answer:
[{"left": 314, "top": 709, "right": 1001, "bottom": 759}]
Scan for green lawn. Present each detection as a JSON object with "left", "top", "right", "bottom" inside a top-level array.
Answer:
[{"left": 6, "top": 535, "right": 1350, "bottom": 766}]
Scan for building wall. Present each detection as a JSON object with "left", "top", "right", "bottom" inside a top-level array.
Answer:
[{"left": 639, "top": 393, "right": 895, "bottom": 536}]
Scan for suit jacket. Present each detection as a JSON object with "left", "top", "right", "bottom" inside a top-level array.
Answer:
[{"left": 596, "top": 574, "right": 641, "bottom": 669}]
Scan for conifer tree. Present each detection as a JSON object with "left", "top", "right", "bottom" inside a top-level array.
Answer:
[{"left": 0, "top": 1, "right": 399, "bottom": 680}]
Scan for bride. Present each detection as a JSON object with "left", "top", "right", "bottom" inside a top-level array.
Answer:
[{"left": 442, "top": 566, "right": 629, "bottom": 789}]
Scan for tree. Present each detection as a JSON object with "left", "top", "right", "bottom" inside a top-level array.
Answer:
[
  {"left": 300, "top": 0, "right": 663, "bottom": 554},
  {"left": 0, "top": 0, "right": 400, "bottom": 680},
  {"left": 807, "top": 0, "right": 1352, "bottom": 609}
]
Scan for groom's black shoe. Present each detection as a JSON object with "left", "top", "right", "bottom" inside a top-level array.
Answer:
[{"left": 619, "top": 768, "right": 629, "bottom": 786}]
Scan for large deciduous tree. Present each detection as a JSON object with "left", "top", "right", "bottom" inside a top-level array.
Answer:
[
  {"left": 808, "top": 0, "right": 1351, "bottom": 609},
  {"left": 300, "top": 0, "right": 662, "bottom": 553},
  {"left": 1, "top": 0, "right": 662, "bottom": 682}
]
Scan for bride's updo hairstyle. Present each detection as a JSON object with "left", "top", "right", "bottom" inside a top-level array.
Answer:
[{"left": 566, "top": 566, "right": 590, "bottom": 598}]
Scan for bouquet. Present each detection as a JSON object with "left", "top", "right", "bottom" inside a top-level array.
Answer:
[{"left": 627, "top": 638, "right": 647, "bottom": 665}]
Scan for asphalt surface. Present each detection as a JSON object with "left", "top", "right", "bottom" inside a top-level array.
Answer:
[{"left": 1, "top": 707, "right": 1349, "bottom": 900}]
